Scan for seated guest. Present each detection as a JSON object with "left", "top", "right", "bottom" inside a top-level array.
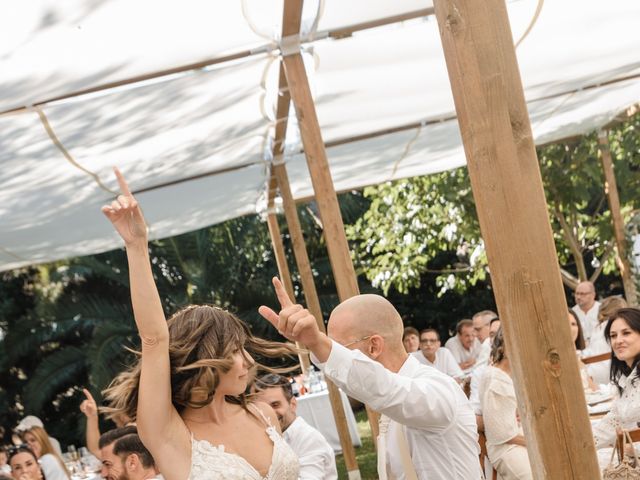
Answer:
[
  {"left": 473, "top": 310, "right": 498, "bottom": 367},
  {"left": 593, "top": 308, "right": 640, "bottom": 467},
  {"left": 21, "top": 427, "right": 69, "bottom": 480},
  {"left": 0, "top": 446, "right": 10, "bottom": 475},
  {"left": 445, "top": 319, "right": 483, "bottom": 371},
  {"left": 7, "top": 445, "right": 45, "bottom": 480},
  {"left": 112, "top": 433, "right": 161, "bottom": 480},
  {"left": 585, "top": 296, "right": 627, "bottom": 385},
  {"left": 470, "top": 317, "right": 502, "bottom": 422},
  {"left": 15, "top": 417, "right": 61, "bottom": 457},
  {"left": 480, "top": 328, "right": 532, "bottom": 480},
  {"left": 568, "top": 310, "right": 597, "bottom": 392},
  {"left": 402, "top": 327, "right": 420, "bottom": 353},
  {"left": 99, "top": 426, "right": 139, "bottom": 480},
  {"left": 253, "top": 374, "right": 337, "bottom": 480},
  {"left": 411, "top": 329, "right": 463, "bottom": 380}
]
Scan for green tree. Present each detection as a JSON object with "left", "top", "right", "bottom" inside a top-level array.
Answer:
[{"left": 348, "top": 113, "right": 640, "bottom": 295}]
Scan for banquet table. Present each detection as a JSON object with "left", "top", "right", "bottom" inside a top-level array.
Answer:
[{"left": 295, "top": 389, "right": 362, "bottom": 453}]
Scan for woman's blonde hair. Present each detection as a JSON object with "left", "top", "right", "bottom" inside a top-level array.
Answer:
[
  {"left": 103, "top": 305, "right": 299, "bottom": 421},
  {"left": 598, "top": 295, "right": 628, "bottom": 324},
  {"left": 23, "top": 426, "right": 69, "bottom": 477}
]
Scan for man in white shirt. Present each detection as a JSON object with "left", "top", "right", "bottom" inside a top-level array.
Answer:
[
  {"left": 254, "top": 374, "right": 337, "bottom": 480},
  {"left": 411, "top": 329, "right": 463, "bottom": 380},
  {"left": 444, "top": 319, "right": 483, "bottom": 371},
  {"left": 472, "top": 310, "right": 498, "bottom": 367},
  {"left": 572, "top": 281, "right": 601, "bottom": 344},
  {"left": 259, "top": 278, "right": 482, "bottom": 480}
]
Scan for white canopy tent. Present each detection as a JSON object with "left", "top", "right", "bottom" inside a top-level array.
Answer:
[{"left": 0, "top": 0, "right": 639, "bottom": 271}]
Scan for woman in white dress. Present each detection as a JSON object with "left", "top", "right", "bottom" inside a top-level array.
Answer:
[
  {"left": 101, "top": 169, "right": 299, "bottom": 480},
  {"left": 480, "top": 328, "right": 533, "bottom": 480},
  {"left": 593, "top": 307, "right": 640, "bottom": 468}
]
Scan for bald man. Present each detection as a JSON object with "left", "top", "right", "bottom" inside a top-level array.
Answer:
[
  {"left": 260, "top": 278, "right": 482, "bottom": 480},
  {"left": 572, "top": 281, "right": 600, "bottom": 344}
]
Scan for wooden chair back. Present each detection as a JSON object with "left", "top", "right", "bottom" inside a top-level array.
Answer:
[
  {"left": 478, "top": 429, "right": 498, "bottom": 480},
  {"left": 583, "top": 352, "right": 610, "bottom": 365},
  {"left": 616, "top": 428, "right": 640, "bottom": 460}
]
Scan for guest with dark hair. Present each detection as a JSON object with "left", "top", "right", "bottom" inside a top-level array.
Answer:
[
  {"left": 593, "top": 308, "right": 640, "bottom": 467},
  {"left": 99, "top": 426, "right": 139, "bottom": 480},
  {"left": 445, "top": 319, "right": 483, "bottom": 371},
  {"left": 568, "top": 310, "right": 597, "bottom": 392},
  {"left": 21, "top": 428, "right": 68, "bottom": 480},
  {"left": 7, "top": 445, "right": 45, "bottom": 480},
  {"left": 112, "top": 433, "right": 160, "bottom": 480},
  {"left": 253, "top": 374, "right": 337, "bottom": 480}
]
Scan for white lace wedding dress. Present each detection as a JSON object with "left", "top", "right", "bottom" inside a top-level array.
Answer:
[{"left": 188, "top": 405, "right": 299, "bottom": 480}]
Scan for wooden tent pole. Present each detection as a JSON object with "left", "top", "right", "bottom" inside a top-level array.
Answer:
[
  {"left": 433, "top": 0, "right": 599, "bottom": 477},
  {"left": 266, "top": 212, "right": 311, "bottom": 373},
  {"left": 598, "top": 130, "right": 638, "bottom": 305},
  {"left": 281, "top": 40, "right": 380, "bottom": 443},
  {"left": 273, "top": 160, "right": 361, "bottom": 478}
]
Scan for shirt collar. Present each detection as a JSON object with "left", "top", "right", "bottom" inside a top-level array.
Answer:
[{"left": 398, "top": 353, "right": 423, "bottom": 377}]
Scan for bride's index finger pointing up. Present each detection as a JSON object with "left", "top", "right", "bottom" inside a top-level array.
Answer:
[{"left": 114, "top": 166, "right": 133, "bottom": 197}]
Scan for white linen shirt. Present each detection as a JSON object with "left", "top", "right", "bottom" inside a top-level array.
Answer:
[
  {"left": 283, "top": 416, "right": 338, "bottom": 480},
  {"left": 444, "top": 335, "right": 483, "bottom": 367},
  {"left": 411, "top": 348, "right": 464, "bottom": 379},
  {"left": 314, "top": 341, "right": 482, "bottom": 480},
  {"left": 572, "top": 301, "right": 601, "bottom": 344}
]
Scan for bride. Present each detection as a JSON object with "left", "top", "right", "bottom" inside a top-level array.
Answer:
[{"left": 101, "top": 168, "right": 300, "bottom": 480}]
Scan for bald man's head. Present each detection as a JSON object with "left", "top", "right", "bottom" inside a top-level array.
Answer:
[
  {"left": 574, "top": 281, "right": 597, "bottom": 310},
  {"left": 327, "top": 294, "right": 404, "bottom": 354}
]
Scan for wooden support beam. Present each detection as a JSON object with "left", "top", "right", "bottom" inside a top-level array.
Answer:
[
  {"left": 266, "top": 212, "right": 311, "bottom": 373},
  {"left": 598, "top": 130, "right": 638, "bottom": 306},
  {"left": 433, "top": 0, "right": 600, "bottom": 478},
  {"left": 273, "top": 161, "right": 361, "bottom": 478}
]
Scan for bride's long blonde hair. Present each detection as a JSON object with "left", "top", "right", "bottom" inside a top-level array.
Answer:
[{"left": 103, "top": 305, "right": 299, "bottom": 421}]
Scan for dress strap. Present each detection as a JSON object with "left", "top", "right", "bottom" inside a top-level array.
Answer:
[{"left": 248, "top": 402, "right": 272, "bottom": 428}]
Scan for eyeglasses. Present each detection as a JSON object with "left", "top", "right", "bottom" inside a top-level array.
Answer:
[
  {"left": 420, "top": 339, "right": 439, "bottom": 344},
  {"left": 343, "top": 335, "right": 373, "bottom": 348}
]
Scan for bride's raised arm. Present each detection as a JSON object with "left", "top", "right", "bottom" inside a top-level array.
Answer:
[{"left": 101, "top": 168, "right": 190, "bottom": 479}]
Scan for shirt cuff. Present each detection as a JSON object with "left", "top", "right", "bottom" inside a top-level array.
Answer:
[{"left": 311, "top": 340, "right": 352, "bottom": 376}]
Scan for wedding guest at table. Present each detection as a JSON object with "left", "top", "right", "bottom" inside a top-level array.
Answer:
[
  {"left": 411, "top": 329, "right": 463, "bottom": 380},
  {"left": 7, "top": 445, "right": 45, "bottom": 480},
  {"left": 568, "top": 309, "right": 597, "bottom": 392},
  {"left": 80, "top": 388, "right": 134, "bottom": 460},
  {"left": 445, "top": 319, "right": 483, "bottom": 372},
  {"left": 470, "top": 317, "right": 502, "bottom": 422},
  {"left": 0, "top": 446, "right": 10, "bottom": 476},
  {"left": 585, "top": 296, "right": 627, "bottom": 385},
  {"left": 112, "top": 433, "right": 161, "bottom": 480},
  {"left": 254, "top": 374, "right": 337, "bottom": 480},
  {"left": 259, "top": 278, "right": 482, "bottom": 479},
  {"left": 21, "top": 427, "right": 69, "bottom": 480},
  {"left": 572, "top": 281, "right": 600, "bottom": 345},
  {"left": 480, "top": 328, "right": 532, "bottom": 480},
  {"left": 593, "top": 308, "right": 640, "bottom": 467},
  {"left": 473, "top": 310, "right": 498, "bottom": 367},
  {"left": 402, "top": 327, "right": 420, "bottom": 353},
  {"left": 15, "top": 418, "right": 61, "bottom": 457},
  {"left": 99, "top": 426, "right": 139, "bottom": 480}
]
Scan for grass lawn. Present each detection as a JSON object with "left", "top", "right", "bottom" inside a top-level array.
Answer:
[{"left": 335, "top": 409, "right": 378, "bottom": 479}]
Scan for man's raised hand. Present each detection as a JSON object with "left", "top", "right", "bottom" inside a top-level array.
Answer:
[
  {"left": 258, "top": 277, "right": 324, "bottom": 349},
  {"left": 101, "top": 167, "right": 147, "bottom": 246}
]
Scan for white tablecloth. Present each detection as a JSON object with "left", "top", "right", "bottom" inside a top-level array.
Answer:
[{"left": 296, "top": 389, "right": 362, "bottom": 453}]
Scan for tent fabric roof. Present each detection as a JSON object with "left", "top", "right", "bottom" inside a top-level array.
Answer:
[{"left": 1, "top": 0, "right": 639, "bottom": 271}]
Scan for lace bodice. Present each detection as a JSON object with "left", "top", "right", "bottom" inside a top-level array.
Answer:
[
  {"left": 593, "top": 371, "right": 640, "bottom": 448},
  {"left": 188, "top": 407, "right": 299, "bottom": 480}
]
